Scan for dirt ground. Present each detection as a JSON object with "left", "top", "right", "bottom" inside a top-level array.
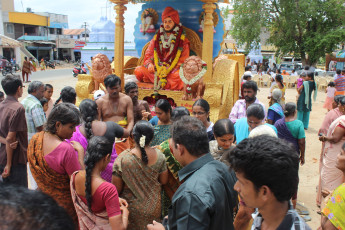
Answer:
[
  {"left": 1, "top": 71, "right": 324, "bottom": 229},
  {"left": 257, "top": 85, "right": 325, "bottom": 229}
]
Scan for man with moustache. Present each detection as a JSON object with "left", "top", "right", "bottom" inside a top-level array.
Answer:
[
  {"left": 96, "top": 75, "right": 134, "bottom": 154},
  {"left": 124, "top": 82, "right": 152, "bottom": 123},
  {"left": 134, "top": 7, "right": 190, "bottom": 90},
  {"left": 147, "top": 116, "right": 237, "bottom": 230},
  {"left": 229, "top": 80, "right": 266, "bottom": 124}
]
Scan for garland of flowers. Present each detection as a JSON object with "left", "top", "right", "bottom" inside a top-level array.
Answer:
[
  {"left": 155, "top": 24, "right": 183, "bottom": 64},
  {"left": 179, "top": 61, "right": 207, "bottom": 95},
  {"left": 153, "top": 24, "right": 185, "bottom": 89}
]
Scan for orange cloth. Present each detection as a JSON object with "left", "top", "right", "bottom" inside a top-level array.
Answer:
[
  {"left": 335, "top": 91, "right": 345, "bottom": 96},
  {"left": 282, "top": 70, "right": 289, "bottom": 75},
  {"left": 162, "top": 7, "right": 180, "bottom": 24},
  {"left": 115, "top": 139, "right": 130, "bottom": 155},
  {"left": 28, "top": 132, "right": 78, "bottom": 226},
  {"left": 134, "top": 38, "right": 190, "bottom": 90}
]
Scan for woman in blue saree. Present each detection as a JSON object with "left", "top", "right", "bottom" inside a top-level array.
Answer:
[{"left": 267, "top": 89, "right": 284, "bottom": 125}]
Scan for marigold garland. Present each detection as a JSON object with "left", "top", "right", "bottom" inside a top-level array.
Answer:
[
  {"left": 179, "top": 61, "right": 207, "bottom": 95},
  {"left": 153, "top": 24, "right": 186, "bottom": 89}
]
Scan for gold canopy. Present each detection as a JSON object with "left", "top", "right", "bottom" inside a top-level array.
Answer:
[{"left": 108, "top": 0, "right": 227, "bottom": 88}]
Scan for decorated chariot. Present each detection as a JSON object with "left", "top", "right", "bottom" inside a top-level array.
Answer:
[{"left": 76, "top": 0, "right": 245, "bottom": 121}]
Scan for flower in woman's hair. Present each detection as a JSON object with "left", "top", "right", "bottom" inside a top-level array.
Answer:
[{"left": 139, "top": 135, "right": 146, "bottom": 148}]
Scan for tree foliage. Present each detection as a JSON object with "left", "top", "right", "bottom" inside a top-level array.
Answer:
[{"left": 229, "top": 0, "right": 345, "bottom": 65}]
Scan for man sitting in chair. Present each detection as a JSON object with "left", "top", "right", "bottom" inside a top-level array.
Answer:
[{"left": 134, "top": 7, "right": 190, "bottom": 90}]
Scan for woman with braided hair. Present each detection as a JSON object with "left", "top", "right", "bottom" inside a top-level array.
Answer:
[
  {"left": 28, "top": 103, "right": 84, "bottom": 225},
  {"left": 112, "top": 121, "right": 168, "bottom": 230},
  {"left": 67, "top": 99, "right": 129, "bottom": 182},
  {"left": 54, "top": 86, "right": 77, "bottom": 106},
  {"left": 70, "top": 136, "right": 129, "bottom": 229}
]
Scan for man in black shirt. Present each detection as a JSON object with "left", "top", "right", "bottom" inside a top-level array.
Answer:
[{"left": 148, "top": 116, "right": 237, "bottom": 230}]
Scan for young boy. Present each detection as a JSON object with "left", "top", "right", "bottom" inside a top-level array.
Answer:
[
  {"left": 39, "top": 97, "right": 49, "bottom": 115},
  {"left": 228, "top": 135, "right": 311, "bottom": 230},
  {"left": 43, "top": 84, "right": 54, "bottom": 117}
]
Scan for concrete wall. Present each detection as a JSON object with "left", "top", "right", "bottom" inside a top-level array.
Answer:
[
  {"left": 2, "top": 0, "right": 14, "bottom": 12},
  {"left": 35, "top": 12, "right": 68, "bottom": 29}
]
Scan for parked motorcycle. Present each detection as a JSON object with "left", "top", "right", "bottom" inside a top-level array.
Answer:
[
  {"left": 1, "top": 63, "right": 15, "bottom": 76},
  {"left": 45, "top": 60, "right": 56, "bottom": 69},
  {"left": 73, "top": 64, "right": 87, "bottom": 77}
]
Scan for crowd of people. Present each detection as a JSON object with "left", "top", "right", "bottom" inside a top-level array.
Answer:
[{"left": 0, "top": 67, "right": 344, "bottom": 230}]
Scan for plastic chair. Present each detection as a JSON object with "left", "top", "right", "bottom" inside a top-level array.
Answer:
[
  {"left": 288, "top": 75, "right": 298, "bottom": 88},
  {"left": 317, "top": 77, "right": 328, "bottom": 91},
  {"left": 252, "top": 74, "right": 261, "bottom": 86},
  {"left": 261, "top": 74, "right": 271, "bottom": 87}
]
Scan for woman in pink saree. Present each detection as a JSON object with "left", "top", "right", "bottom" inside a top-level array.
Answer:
[
  {"left": 318, "top": 115, "right": 345, "bottom": 208},
  {"left": 67, "top": 99, "right": 129, "bottom": 182},
  {"left": 316, "top": 96, "right": 345, "bottom": 206}
]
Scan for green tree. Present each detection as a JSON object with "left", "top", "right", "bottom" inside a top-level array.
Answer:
[{"left": 230, "top": 0, "right": 345, "bottom": 65}]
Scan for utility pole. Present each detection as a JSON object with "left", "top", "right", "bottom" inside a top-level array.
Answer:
[{"left": 83, "top": 22, "right": 87, "bottom": 43}]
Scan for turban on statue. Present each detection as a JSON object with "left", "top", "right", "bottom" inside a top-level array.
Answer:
[{"left": 162, "top": 7, "right": 180, "bottom": 25}]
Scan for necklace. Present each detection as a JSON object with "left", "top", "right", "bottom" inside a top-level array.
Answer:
[
  {"left": 47, "top": 132, "right": 64, "bottom": 141},
  {"left": 179, "top": 61, "right": 207, "bottom": 95}
]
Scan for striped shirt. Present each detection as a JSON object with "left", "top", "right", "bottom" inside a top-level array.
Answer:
[
  {"left": 251, "top": 202, "right": 311, "bottom": 230},
  {"left": 334, "top": 75, "right": 345, "bottom": 92},
  {"left": 21, "top": 94, "right": 46, "bottom": 141}
]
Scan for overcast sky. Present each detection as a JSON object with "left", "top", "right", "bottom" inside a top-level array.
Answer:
[
  {"left": 14, "top": 0, "right": 143, "bottom": 41},
  {"left": 14, "top": 0, "right": 228, "bottom": 42}
]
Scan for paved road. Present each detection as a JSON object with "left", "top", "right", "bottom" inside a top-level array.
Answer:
[
  {"left": 0, "top": 68, "right": 74, "bottom": 82},
  {"left": 29, "top": 68, "right": 74, "bottom": 82},
  {"left": 0, "top": 68, "right": 78, "bottom": 100}
]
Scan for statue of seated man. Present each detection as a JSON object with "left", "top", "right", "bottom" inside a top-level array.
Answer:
[{"left": 134, "top": 7, "right": 190, "bottom": 91}]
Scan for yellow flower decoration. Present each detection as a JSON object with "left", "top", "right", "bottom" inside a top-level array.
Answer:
[
  {"left": 153, "top": 29, "right": 186, "bottom": 89},
  {"left": 323, "top": 207, "right": 331, "bottom": 216},
  {"left": 335, "top": 194, "right": 342, "bottom": 203}
]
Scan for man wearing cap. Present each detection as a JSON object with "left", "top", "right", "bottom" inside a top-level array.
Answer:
[{"left": 135, "top": 7, "right": 190, "bottom": 90}]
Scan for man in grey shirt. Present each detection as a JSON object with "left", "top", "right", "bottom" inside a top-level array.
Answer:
[{"left": 148, "top": 116, "right": 237, "bottom": 230}]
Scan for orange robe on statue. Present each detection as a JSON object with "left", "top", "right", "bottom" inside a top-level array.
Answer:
[{"left": 134, "top": 37, "right": 190, "bottom": 91}]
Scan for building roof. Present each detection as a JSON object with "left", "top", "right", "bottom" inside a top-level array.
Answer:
[
  {"left": 8, "top": 12, "right": 50, "bottom": 27},
  {"left": 63, "top": 29, "right": 86, "bottom": 36},
  {"left": 0, "top": 34, "right": 22, "bottom": 47}
]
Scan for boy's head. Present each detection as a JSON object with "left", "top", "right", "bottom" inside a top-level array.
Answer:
[
  {"left": 40, "top": 97, "right": 49, "bottom": 112},
  {"left": 243, "top": 74, "right": 252, "bottom": 81},
  {"left": 44, "top": 84, "right": 53, "bottom": 100},
  {"left": 1, "top": 74, "right": 23, "bottom": 97},
  {"left": 228, "top": 135, "right": 299, "bottom": 208}
]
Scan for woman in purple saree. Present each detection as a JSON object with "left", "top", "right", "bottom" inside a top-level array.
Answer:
[
  {"left": 275, "top": 102, "right": 306, "bottom": 163},
  {"left": 275, "top": 102, "right": 306, "bottom": 208},
  {"left": 66, "top": 99, "right": 129, "bottom": 182}
]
